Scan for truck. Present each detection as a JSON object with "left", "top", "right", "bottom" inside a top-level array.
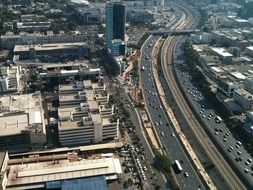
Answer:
[{"left": 174, "top": 160, "right": 183, "bottom": 173}]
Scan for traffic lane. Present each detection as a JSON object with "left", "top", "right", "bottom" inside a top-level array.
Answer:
[
  {"left": 141, "top": 37, "right": 206, "bottom": 189},
  {"left": 175, "top": 68, "right": 253, "bottom": 182},
  {"left": 141, "top": 77, "right": 205, "bottom": 189}
]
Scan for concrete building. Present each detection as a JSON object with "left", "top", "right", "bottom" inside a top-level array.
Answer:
[
  {"left": 2, "top": 22, "right": 13, "bottom": 32},
  {"left": 245, "top": 46, "right": 253, "bottom": 58},
  {"left": 58, "top": 81, "right": 119, "bottom": 146},
  {"left": 7, "top": 157, "right": 122, "bottom": 190},
  {"left": 1, "top": 31, "right": 87, "bottom": 49},
  {"left": 210, "top": 47, "right": 233, "bottom": 63},
  {"left": 0, "top": 152, "right": 9, "bottom": 190},
  {"left": 244, "top": 77, "right": 253, "bottom": 94},
  {"left": 0, "top": 93, "right": 46, "bottom": 152},
  {"left": 234, "top": 88, "right": 253, "bottom": 111},
  {"left": 127, "top": 9, "right": 155, "bottom": 23},
  {"left": 217, "top": 78, "right": 241, "bottom": 97},
  {"left": 0, "top": 66, "right": 20, "bottom": 93},
  {"left": 13, "top": 42, "right": 89, "bottom": 63},
  {"left": 38, "top": 61, "right": 101, "bottom": 80},
  {"left": 105, "top": 2, "right": 126, "bottom": 56},
  {"left": 17, "top": 14, "right": 51, "bottom": 32}
]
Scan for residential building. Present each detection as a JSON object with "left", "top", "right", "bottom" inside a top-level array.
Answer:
[
  {"left": 0, "top": 93, "right": 46, "bottom": 152},
  {"left": 105, "top": 2, "right": 126, "bottom": 56},
  {"left": 234, "top": 88, "right": 253, "bottom": 111}
]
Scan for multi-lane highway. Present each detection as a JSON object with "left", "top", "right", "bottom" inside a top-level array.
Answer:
[
  {"left": 139, "top": 10, "right": 207, "bottom": 188},
  {"left": 158, "top": 2, "right": 249, "bottom": 190},
  {"left": 140, "top": 36, "right": 205, "bottom": 190}
]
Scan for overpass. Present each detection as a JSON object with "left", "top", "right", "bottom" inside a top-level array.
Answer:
[{"left": 148, "top": 29, "right": 200, "bottom": 35}]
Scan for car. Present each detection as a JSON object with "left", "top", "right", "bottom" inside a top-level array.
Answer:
[
  {"left": 215, "top": 132, "right": 218, "bottom": 135},
  {"left": 245, "top": 168, "right": 249, "bottom": 173},
  {"left": 247, "top": 158, "right": 252, "bottom": 163},
  {"left": 236, "top": 141, "right": 242, "bottom": 146},
  {"left": 245, "top": 161, "right": 250, "bottom": 166},
  {"left": 143, "top": 166, "right": 147, "bottom": 171},
  {"left": 161, "top": 132, "right": 164, "bottom": 136},
  {"left": 223, "top": 138, "right": 227, "bottom": 142},
  {"left": 237, "top": 151, "right": 241, "bottom": 155},
  {"left": 183, "top": 172, "right": 189, "bottom": 177},
  {"left": 171, "top": 133, "right": 175, "bottom": 137}
]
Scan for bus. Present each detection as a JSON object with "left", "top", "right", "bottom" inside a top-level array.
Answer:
[
  {"left": 174, "top": 160, "right": 183, "bottom": 173},
  {"left": 215, "top": 116, "right": 222, "bottom": 123}
]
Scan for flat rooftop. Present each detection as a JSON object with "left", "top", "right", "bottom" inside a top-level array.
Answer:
[
  {"left": 0, "top": 93, "right": 44, "bottom": 135},
  {"left": 0, "top": 114, "right": 28, "bottom": 136},
  {"left": 14, "top": 42, "right": 87, "bottom": 52},
  {"left": 211, "top": 47, "right": 233, "bottom": 57},
  {"left": 7, "top": 157, "right": 122, "bottom": 187},
  {"left": 11, "top": 142, "right": 123, "bottom": 157}
]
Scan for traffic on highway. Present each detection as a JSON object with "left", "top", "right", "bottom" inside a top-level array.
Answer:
[{"left": 140, "top": 35, "right": 205, "bottom": 189}]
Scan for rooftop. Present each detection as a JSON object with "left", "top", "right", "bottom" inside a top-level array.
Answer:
[
  {"left": 7, "top": 157, "right": 122, "bottom": 188},
  {"left": 211, "top": 47, "right": 233, "bottom": 57},
  {"left": 14, "top": 42, "right": 87, "bottom": 52},
  {"left": 235, "top": 88, "right": 253, "bottom": 99}
]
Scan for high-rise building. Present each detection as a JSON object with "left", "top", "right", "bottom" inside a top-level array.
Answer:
[{"left": 105, "top": 2, "right": 126, "bottom": 56}]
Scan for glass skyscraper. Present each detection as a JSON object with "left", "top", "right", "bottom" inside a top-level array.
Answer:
[{"left": 105, "top": 2, "right": 126, "bottom": 56}]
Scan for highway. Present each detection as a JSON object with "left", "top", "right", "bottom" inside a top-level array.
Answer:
[
  {"left": 139, "top": 11, "right": 206, "bottom": 189},
  {"left": 159, "top": 2, "right": 248, "bottom": 190}
]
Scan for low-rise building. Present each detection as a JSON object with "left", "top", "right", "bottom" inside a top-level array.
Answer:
[
  {"left": 210, "top": 47, "right": 233, "bottom": 63},
  {"left": 0, "top": 66, "right": 20, "bottom": 93},
  {"left": 7, "top": 157, "right": 121, "bottom": 190},
  {"left": 234, "top": 88, "right": 253, "bottom": 111},
  {"left": 217, "top": 78, "right": 241, "bottom": 97},
  {"left": 0, "top": 152, "right": 8, "bottom": 190},
  {"left": 13, "top": 42, "right": 89, "bottom": 64},
  {"left": 245, "top": 46, "right": 253, "bottom": 58},
  {"left": 244, "top": 77, "right": 253, "bottom": 94},
  {"left": 0, "top": 93, "right": 46, "bottom": 152},
  {"left": 1, "top": 31, "right": 86, "bottom": 49}
]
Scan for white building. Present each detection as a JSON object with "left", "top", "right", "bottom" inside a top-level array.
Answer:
[
  {"left": 234, "top": 88, "right": 253, "bottom": 111},
  {"left": 1, "top": 31, "right": 86, "bottom": 49},
  {"left": 0, "top": 66, "right": 20, "bottom": 93},
  {"left": 245, "top": 46, "right": 253, "bottom": 58},
  {"left": 0, "top": 93, "right": 46, "bottom": 151},
  {"left": 210, "top": 47, "right": 233, "bottom": 62},
  {"left": 58, "top": 81, "right": 119, "bottom": 146}
]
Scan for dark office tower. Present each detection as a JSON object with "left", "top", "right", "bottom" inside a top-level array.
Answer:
[{"left": 106, "top": 2, "right": 126, "bottom": 56}]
